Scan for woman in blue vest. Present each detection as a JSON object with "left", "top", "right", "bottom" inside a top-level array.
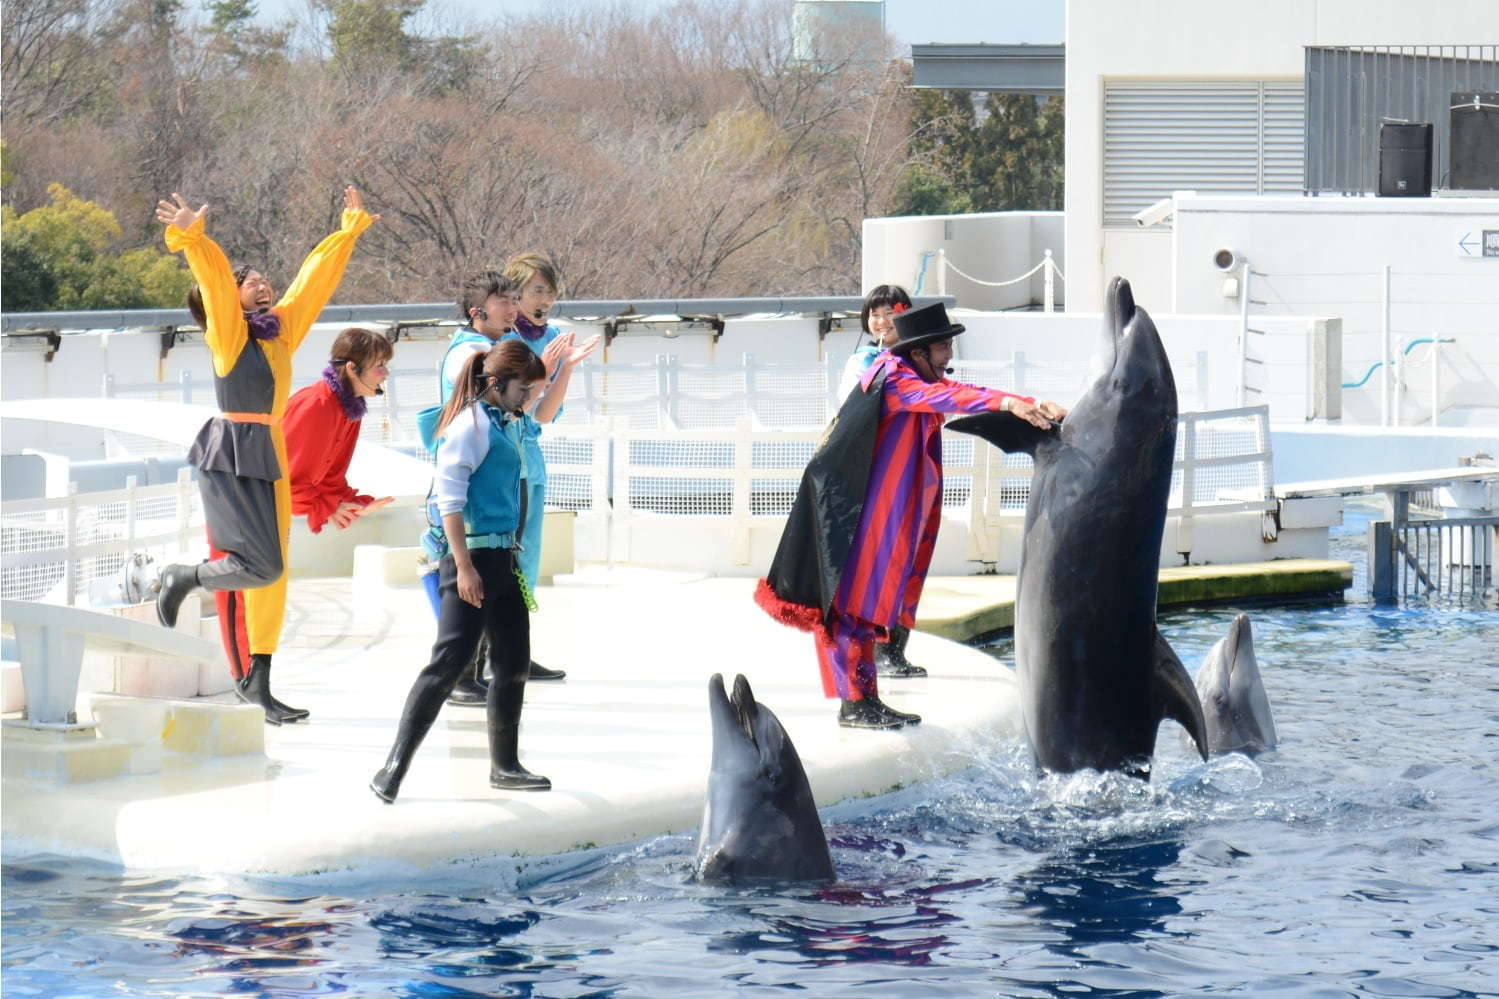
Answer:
[{"left": 372, "top": 340, "right": 551, "bottom": 801}]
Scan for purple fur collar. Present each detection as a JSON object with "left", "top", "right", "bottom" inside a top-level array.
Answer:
[
  {"left": 321, "top": 363, "right": 367, "bottom": 420},
  {"left": 513, "top": 312, "right": 548, "bottom": 342},
  {"left": 245, "top": 310, "right": 281, "bottom": 341}
]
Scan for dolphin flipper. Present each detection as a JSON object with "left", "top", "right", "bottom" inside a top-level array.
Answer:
[
  {"left": 1153, "top": 628, "right": 1209, "bottom": 761},
  {"left": 947, "top": 411, "right": 1055, "bottom": 456}
]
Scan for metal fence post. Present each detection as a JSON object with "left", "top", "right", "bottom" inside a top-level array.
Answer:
[
  {"left": 1380, "top": 265, "right": 1392, "bottom": 427},
  {"left": 101, "top": 373, "right": 115, "bottom": 397},
  {"left": 1369, "top": 520, "right": 1395, "bottom": 601},
  {"left": 179, "top": 369, "right": 193, "bottom": 405},
  {"left": 175, "top": 466, "right": 194, "bottom": 555},
  {"left": 1237, "top": 269, "right": 1252, "bottom": 408},
  {"left": 1177, "top": 414, "right": 1195, "bottom": 560},
  {"left": 1043, "top": 250, "right": 1056, "bottom": 313},
  {"left": 63, "top": 482, "right": 79, "bottom": 606},
  {"left": 731, "top": 417, "right": 753, "bottom": 566},
  {"left": 1431, "top": 337, "right": 1441, "bottom": 427},
  {"left": 656, "top": 355, "right": 671, "bottom": 430},
  {"left": 743, "top": 353, "right": 756, "bottom": 426}
]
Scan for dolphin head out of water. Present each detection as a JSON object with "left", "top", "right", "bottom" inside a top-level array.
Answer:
[
  {"left": 1196, "top": 613, "right": 1278, "bottom": 756},
  {"left": 693, "top": 673, "right": 834, "bottom": 884}
]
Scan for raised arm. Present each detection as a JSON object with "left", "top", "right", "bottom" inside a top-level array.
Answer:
[
  {"left": 884, "top": 365, "right": 1033, "bottom": 416},
  {"left": 274, "top": 186, "right": 378, "bottom": 350},
  {"left": 158, "top": 195, "right": 246, "bottom": 377}
]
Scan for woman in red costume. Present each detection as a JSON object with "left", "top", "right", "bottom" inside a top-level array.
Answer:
[{"left": 211, "top": 328, "right": 394, "bottom": 717}]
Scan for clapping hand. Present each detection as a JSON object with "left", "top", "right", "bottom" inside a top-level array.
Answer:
[{"left": 565, "top": 333, "right": 602, "bottom": 367}]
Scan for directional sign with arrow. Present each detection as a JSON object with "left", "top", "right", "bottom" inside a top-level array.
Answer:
[{"left": 1456, "top": 229, "right": 1499, "bottom": 258}]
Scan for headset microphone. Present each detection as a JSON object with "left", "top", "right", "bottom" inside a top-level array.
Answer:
[{"left": 345, "top": 360, "right": 385, "bottom": 396}]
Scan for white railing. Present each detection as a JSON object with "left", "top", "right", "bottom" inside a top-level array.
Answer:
[
  {"left": 11, "top": 371, "right": 1277, "bottom": 595},
  {"left": 1, "top": 469, "right": 205, "bottom": 606}
]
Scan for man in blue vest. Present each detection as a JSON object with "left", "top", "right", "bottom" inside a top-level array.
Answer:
[{"left": 428, "top": 271, "right": 560, "bottom": 703}]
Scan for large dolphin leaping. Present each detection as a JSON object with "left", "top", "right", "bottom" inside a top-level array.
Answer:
[
  {"left": 693, "top": 673, "right": 834, "bottom": 883},
  {"left": 948, "top": 277, "right": 1208, "bottom": 778},
  {"left": 1196, "top": 613, "right": 1278, "bottom": 756}
]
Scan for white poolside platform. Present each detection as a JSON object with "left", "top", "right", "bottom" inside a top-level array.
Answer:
[{"left": 1, "top": 569, "right": 1021, "bottom": 877}]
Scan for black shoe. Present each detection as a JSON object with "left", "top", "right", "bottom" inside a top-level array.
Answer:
[
  {"left": 489, "top": 767, "right": 552, "bottom": 791},
  {"left": 527, "top": 661, "right": 566, "bottom": 681},
  {"left": 866, "top": 694, "right": 921, "bottom": 726},
  {"left": 235, "top": 655, "right": 301, "bottom": 726},
  {"left": 838, "top": 698, "right": 904, "bottom": 730},
  {"left": 155, "top": 564, "right": 199, "bottom": 628},
  {"left": 447, "top": 672, "right": 488, "bottom": 706},
  {"left": 875, "top": 626, "right": 928, "bottom": 678}
]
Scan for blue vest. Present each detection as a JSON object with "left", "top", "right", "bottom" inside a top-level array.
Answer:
[
  {"left": 439, "top": 327, "right": 495, "bottom": 405},
  {"left": 450, "top": 404, "right": 527, "bottom": 538}
]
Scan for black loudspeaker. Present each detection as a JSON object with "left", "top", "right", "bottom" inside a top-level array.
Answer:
[
  {"left": 1450, "top": 92, "right": 1499, "bottom": 191},
  {"left": 1377, "top": 122, "right": 1432, "bottom": 197}
]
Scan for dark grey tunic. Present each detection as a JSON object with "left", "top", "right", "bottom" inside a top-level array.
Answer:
[{"left": 190, "top": 338, "right": 285, "bottom": 591}]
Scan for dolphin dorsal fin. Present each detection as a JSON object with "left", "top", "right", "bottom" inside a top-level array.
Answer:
[{"left": 1153, "top": 627, "right": 1209, "bottom": 761}]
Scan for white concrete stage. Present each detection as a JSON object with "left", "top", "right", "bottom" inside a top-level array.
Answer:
[{"left": 1, "top": 570, "right": 1021, "bottom": 877}]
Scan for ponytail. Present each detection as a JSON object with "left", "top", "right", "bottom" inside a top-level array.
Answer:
[{"left": 435, "top": 349, "right": 489, "bottom": 439}]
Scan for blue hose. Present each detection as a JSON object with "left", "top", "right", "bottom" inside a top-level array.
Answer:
[
  {"left": 1341, "top": 337, "right": 1455, "bottom": 388},
  {"left": 912, "top": 251, "right": 934, "bottom": 296}
]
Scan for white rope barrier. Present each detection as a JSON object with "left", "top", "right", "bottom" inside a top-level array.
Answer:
[{"left": 943, "top": 256, "right": 1048, "bottom": 288}]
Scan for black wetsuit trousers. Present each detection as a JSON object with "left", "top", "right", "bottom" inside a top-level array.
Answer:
[{"left": 387, "top": 548, "right": 531, "bottom": 761}]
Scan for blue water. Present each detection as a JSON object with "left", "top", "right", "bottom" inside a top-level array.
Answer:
[{"left": 5, "top": 503, "right": 1497, "bottom": 997}]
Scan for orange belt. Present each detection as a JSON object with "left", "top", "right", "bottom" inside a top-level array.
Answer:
[{"left": 220, "top": 411, "right": 275, "bottom": 425}]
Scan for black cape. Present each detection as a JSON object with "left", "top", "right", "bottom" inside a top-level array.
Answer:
[{"left": 756, "top": 367, "right": 888, "bottom": 633}]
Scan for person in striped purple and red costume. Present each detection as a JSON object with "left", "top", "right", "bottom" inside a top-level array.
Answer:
[{"left": 756, "top": 302, "right": 1068, "bottom": 729}]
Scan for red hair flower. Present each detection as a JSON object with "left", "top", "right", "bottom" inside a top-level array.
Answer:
[{"left": 892, "top": 302, "right": 908, "bottom": 315}]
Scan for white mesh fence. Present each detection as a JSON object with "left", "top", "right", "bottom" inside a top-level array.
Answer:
[
  {"left": 31, "top": 358, "right": 1276, "bottom": 587},
  {"left": 1, "top": 471, "right": 206, "bottom": 606}
]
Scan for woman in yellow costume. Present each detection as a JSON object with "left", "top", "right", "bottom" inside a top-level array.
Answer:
[{"left": 153, "top": 187, "right": 377, "bottom": 725}]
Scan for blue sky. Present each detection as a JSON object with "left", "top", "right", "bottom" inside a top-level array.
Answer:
[{"left": 250, "top": 0, "right": 1063, "bottom": 48}]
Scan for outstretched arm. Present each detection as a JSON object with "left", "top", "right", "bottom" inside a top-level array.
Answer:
[
  {"left": 275, "top": 186, "right": 378, "bottom": 350},
  {"left": 158, "top": 195, "right": 246, "bottom": 377},
  {"left": 885, "top": 365, "right": 1033, "bottom": 417}
]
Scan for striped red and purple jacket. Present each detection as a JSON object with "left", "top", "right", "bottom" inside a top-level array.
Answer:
[{"left": 832, "top": 352, "right": 1032, "bottom": 630}]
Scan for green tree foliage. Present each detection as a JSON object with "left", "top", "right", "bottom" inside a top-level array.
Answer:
[
  {"left": 894, "top": 90, "right": 1064, "bottom": 216},
  {"left": 1, "top": 183, "right": 193, "bottom": 311},
  {"left": 318, "top": 0, "right": 421, "bottom": 68}
]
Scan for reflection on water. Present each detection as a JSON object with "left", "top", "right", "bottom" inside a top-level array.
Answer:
[
  {"left": 4, "top": 512, "right": 1497, "bottom": 996},
  {"left": 1013, "top": 836, "right": 1185, "bottom": 951}
]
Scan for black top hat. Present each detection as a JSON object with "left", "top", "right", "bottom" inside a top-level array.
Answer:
[{"left": 889, "top": 302, "right": 965, "bottom": 355}]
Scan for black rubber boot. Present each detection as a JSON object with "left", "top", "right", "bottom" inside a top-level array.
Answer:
[
  {"left": 155, "top": 563, "right": 200, "bottom": 628},
  {"left": 235, "top": 654, "right": 302, "bottom": 726},
  {"left": 371, "top": 676, "right": 451, "bottom": 803},
  {"left": 527, "top": 661, "right": 566, "bottom": 682},
  {"left": 446, "top": 654, "right": 488, "bottom": 706},
  {"left": 487, "top": 670, "right": 550, "bottom": 791},
  {"left": 866, "top": 693, "right": 921, "bottom": 726},
  {"left": 875, "top": 625, "right": 928, "bottom": 678},
  {"left": 838, "top": 697, "right": 904, "bottom": 730}
]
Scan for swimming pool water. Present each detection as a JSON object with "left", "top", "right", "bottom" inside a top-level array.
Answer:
[{"left": 4, "top": 504, "right": 1497, "bottom": 997}]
